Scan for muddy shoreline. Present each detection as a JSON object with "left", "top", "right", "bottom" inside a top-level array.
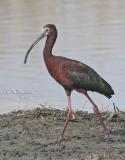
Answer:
[{"left": 0, "top": 107, "right": 125, "bottom": 160}]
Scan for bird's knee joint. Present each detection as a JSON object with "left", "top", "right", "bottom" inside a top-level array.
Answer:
[
  {"left": 93, "top": 106, "right": 99, "bottom": 113},
  {"left": 68, "top": 108, "right": 72, "bottom": 118}
]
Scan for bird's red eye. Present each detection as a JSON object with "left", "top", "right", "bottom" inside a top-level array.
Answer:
[{"left": 46, "top": 29, "right": 49, "bottom": 32}]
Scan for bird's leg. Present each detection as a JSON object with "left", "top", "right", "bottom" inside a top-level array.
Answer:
[
  {"left": 68, "top": 99, "right": 73, "bottom": 119},
  {"left": 85, "top": 92, "right": 110, "bottom": 135},
  {"left": 59, "top": 91, "right": 72, "bottom": 145},
  {"left": 76, "top": 89, "right": 109, "bottom": 135}
]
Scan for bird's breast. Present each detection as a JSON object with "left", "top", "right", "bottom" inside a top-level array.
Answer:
[{"left": 44, "top": 57, "right": 73, "bottom": 89}]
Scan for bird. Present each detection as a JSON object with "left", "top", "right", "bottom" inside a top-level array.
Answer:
[{"left": 24, "top": 24, "right": 114, "bottom": 145}]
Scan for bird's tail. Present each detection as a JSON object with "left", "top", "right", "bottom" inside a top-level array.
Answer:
[{"left": 100, "top": 78, "right": 114, "bottom": 99}]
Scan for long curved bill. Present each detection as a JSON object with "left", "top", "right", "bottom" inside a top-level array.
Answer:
[{"left": 24, "top": 34, "right": 45, "bottom": 64}]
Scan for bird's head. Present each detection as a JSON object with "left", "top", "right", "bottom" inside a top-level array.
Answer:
[
  {"left": 42, "top": 24, "right": 57, "bottom": 37},
  {"left": 24, "top": 24, "right": 57, "bottom": 64}
]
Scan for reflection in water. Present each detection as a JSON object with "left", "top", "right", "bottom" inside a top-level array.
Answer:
[{"left": 0, "top": 0, "right": 125, "bottom": 113}]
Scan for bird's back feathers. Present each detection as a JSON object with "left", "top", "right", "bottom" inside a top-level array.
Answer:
[{"left": 62, "top": 58, "right": 114, "bottom": 98}]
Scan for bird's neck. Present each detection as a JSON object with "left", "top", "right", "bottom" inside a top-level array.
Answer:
[{"left": 43, "top": 32, "right": 57, "bottom": 61}]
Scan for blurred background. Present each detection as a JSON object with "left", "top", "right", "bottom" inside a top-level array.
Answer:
[{"left": 0, "top": 0, "right": 125, "bottom": 113}]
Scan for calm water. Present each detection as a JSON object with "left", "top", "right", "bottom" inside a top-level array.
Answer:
[{"left": 0, "top": 0, "right": 125, "bottom": 113}]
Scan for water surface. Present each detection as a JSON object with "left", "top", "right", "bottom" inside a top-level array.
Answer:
[{"left": 0, "top": 0, "right": 125, "bottom": 113}]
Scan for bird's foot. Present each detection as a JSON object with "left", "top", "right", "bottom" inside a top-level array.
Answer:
[
  {"left": 59, "top": 138, "right": 63, "bottom": 146},
  {"left": 59, "top": 136, "right": 71, "bottom": 146},
  {"left": 103, "top": 127, "right": 111, "bottom": 137}
]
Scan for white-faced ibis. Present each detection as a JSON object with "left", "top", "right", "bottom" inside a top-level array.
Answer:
[{"left": 24, "top": 24, "right": 114, "bottom": 145}]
